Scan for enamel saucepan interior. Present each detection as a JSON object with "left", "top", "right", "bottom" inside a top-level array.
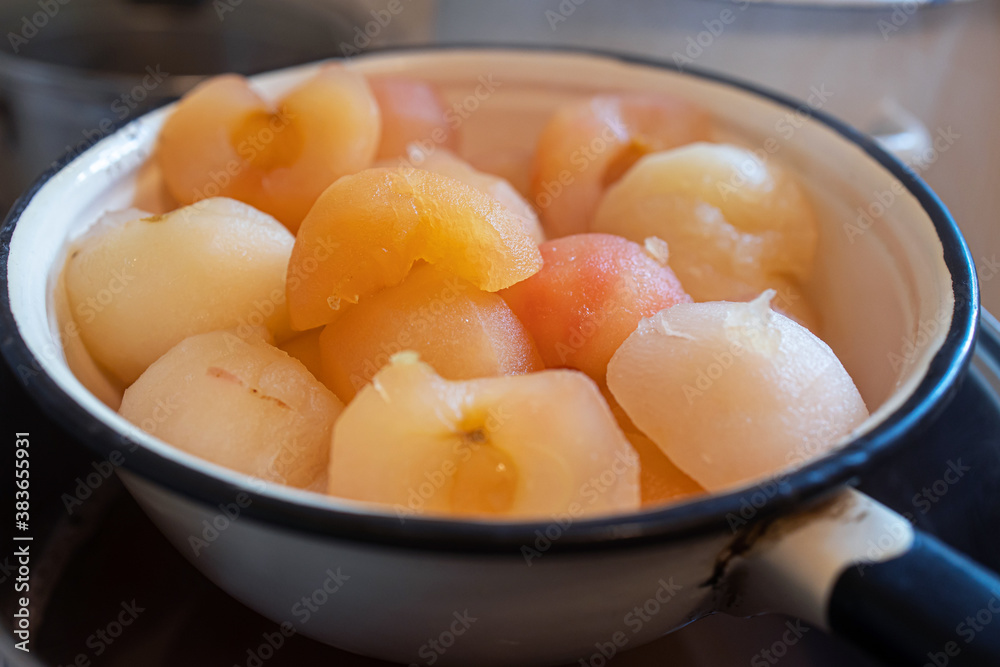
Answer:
[{"left": 0, "top": 49, "right": 991, "bottom": 666}]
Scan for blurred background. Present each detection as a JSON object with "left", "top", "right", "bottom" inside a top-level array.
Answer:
[{"left": 0, "top": 0, "right": 996, "bottom": 310}]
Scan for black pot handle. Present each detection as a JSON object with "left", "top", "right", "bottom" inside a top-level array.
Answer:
[
  {"left": 724, "top": 489, "right": 1000, "bottom": 667},
  {"left": 829, "top": 530, "right": 1000, "bottom": 666}
]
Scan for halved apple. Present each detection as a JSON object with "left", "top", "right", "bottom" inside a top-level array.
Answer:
[
  {"left": 607, "top": 292, "right": 868, "bottom": 491},
  {"left": 328, "top": 353, "right": 640, "bottom": 518},
  {"left": 158, "top": 64, "right": 380, "bottom": 232},
  {"left": 119, "top": 331, "right": 343, "bottom": 491},
  {"left": 64, "top": 198, "right": 293, "bottom": 386}
]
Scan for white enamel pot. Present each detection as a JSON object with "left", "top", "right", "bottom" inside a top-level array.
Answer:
[{"left": 1, "top": 48, "right": 995, "bottom": 666}]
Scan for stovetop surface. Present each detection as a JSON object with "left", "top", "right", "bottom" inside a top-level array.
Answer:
[{"left": 2, "top": 316, "right": 1000, "bottom": 667}]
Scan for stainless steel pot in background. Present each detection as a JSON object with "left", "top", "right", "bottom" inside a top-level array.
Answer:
[{"left": 0, "top": 0, "right": 435, "bottom": 212}]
